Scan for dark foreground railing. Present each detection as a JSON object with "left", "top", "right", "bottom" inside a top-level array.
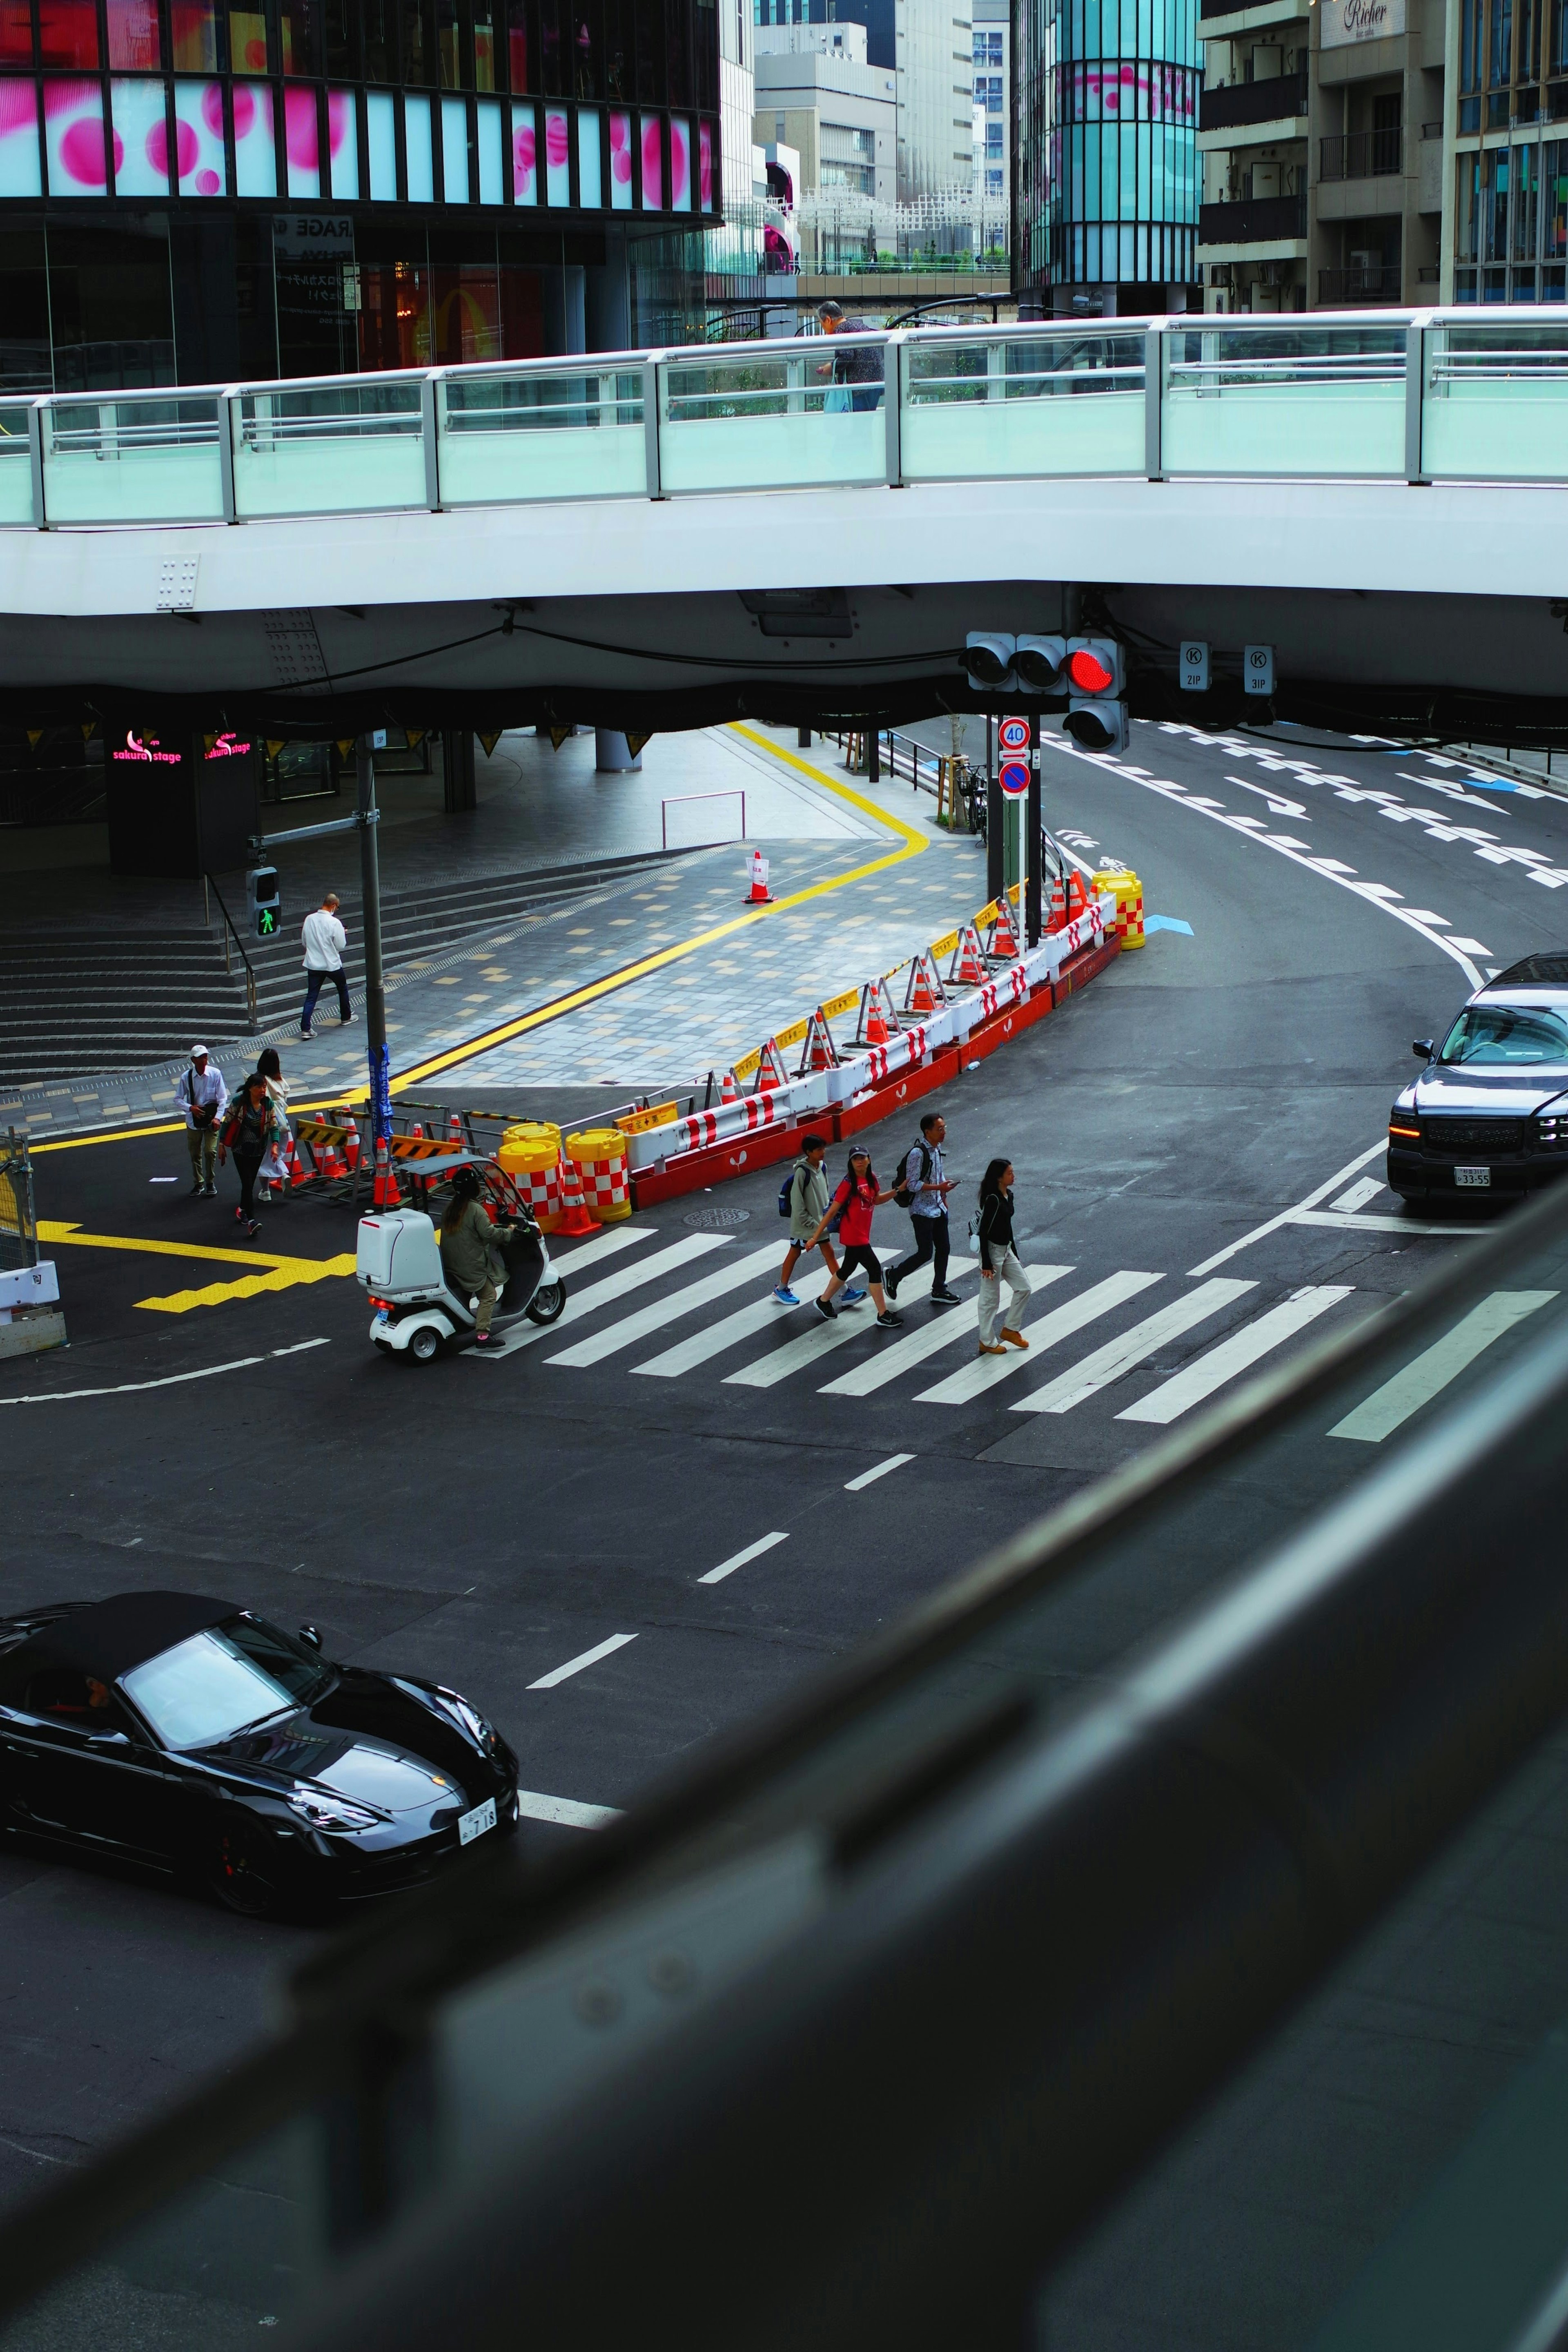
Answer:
[{"left": 4, "top": 1182, "right": 1568, "bottom": 2350}]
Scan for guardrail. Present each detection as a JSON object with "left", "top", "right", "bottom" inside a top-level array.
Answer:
[
  {"left": 660, "top": 789, "right": 745, "bottom": 849},
  {"left": 4, "top": 309, "right": 1568, "bottom": 535}
]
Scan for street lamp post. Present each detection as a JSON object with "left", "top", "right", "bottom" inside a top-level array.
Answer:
[{"left": 356, "top": 735, "right": 391, "bottom": 1155}]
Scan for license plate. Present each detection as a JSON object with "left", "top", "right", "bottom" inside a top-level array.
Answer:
[
  {"left": 458, "top": 1796, "right": 497, "bottom": 1846},
  {"left": 1455, "top": 1166, "right": 1491, "bottom": 1188},
  {"left": 375, "top": 1309, "right": 390, "bottom": 1324}
]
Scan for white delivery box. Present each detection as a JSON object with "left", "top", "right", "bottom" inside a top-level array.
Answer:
[
  {"left": 0, "top": 1262, "right": 59, "bottom": 1313},
  {"left": 356, "top": 1210, "right": 445, "bottom": 1296}
]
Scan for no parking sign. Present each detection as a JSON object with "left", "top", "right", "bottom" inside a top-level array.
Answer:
[
  {"left": 998, "top": 714, "right": 1031, "bottom": 797},
  {"left": 999, "top": 759, "right": 1030, "bottom": 797}
]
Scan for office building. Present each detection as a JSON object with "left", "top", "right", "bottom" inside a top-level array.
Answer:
[
  {"left": 972, "top": 0, "right": 1004, "bottom": 198},
  {"left": 1449, "top": 0, "right": 1568, "bottom": 299},
  {"left": 0, "top": 0, "right": 724, "bottom": 394},
  {"left": 753, "top": 21, "right": 895, "bottom": 205},
  {"left": 1012, "top": 0, "right": 1200, "bottom": 310}
]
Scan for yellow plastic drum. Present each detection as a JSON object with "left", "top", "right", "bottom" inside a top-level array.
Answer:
[
  {"left": 1092, "top": 866, "right": 1145, "bottom": 950},
  {"left": 498, "top": 1121, "right": 564, "bottom": 1230},
  {"left": 566, "top": 1127, "right": 633, "bottom": 1222}
]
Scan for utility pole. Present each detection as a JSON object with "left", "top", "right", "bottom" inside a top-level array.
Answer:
[
  {"left": 356, "top": 736, "right": 390, "bottom": 1155},
  {"left": 1025, "top": 712, "right": 1042, "bottom": 948}
]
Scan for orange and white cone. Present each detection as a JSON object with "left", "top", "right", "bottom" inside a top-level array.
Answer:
[
  {"left": 287, "top": 1133, "right": 309, "bottom": 1190},
  {"left": 720, "top": 1069, "right": 739, "bottom": 1105},
  {"left": 371, "top": 1139, "right": 401, "bottom": 1209},
  {"left": 554, "top": 1150, "right": 601, "bottom": 1238},
  {"left": 341, "top": 1110, "right": 361, "bottom": 1169},
  {"left": 745, "top": 849, "right": 772, "bottom": 905},
  {"left": 991, "top": 895, "right": 1020, "bottom": 958},
  {"left": 907, "top": 956, "right": 938, "bottom": 1018},
  {"left": 448, "top": 1111, "right": 463, "bottom": 1147},
  {"left": 953, "top": 925, "right": 986, "bottom": 988}
]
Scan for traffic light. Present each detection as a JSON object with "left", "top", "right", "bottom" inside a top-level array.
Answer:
[
  {"left": 1062, "top": 637, "right": 1130, "bottom": 753},
  {"left": 962, "top": 633, "right": 1016, "bottom": 691},
  {"left": 1013, "top": 635, "right": 1068, "bottom": 694},
  {"left": 248, "top": 864, "right": 281, "bottom": 939}
]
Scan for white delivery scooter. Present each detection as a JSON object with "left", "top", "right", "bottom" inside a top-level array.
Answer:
[{"left": 357, "top": 1173, "right": 566, "bottom": 1362}]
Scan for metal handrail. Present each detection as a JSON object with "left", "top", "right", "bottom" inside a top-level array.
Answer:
[{"left": 205, "top": 872, "right": 260, "bottom": 1034}]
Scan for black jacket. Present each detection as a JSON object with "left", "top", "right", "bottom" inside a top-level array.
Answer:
[{"left": 977, "top": 1190, "right": 1015, "bottom": 1261}]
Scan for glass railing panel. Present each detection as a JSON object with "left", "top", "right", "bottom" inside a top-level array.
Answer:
[
  {"left": 1422, "top": 319, "right": 1568, "bottom": 480},
  {"left": 902, "top": 332, "right": 1145, "bottom": 479},
  {"left": 1162, "top": 324, "right": 1408, "bottom": 476},
  {"left": 39, "top": 396, "right": 223, "bottom": 524},
  {"left": 658, "top": 343, "right": 886, "bottom": 494},
  {"left": 0, "top": 406, "right": 32, "bottom": 525},
  {"left": 232, "top": 379, "right": 426, "bottom": 518},
  {"left": 436, "top": 368, "right": 647, "bottom": 505}
]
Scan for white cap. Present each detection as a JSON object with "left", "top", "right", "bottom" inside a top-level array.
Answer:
[{"left": 189, "top": 1044, "right": 209, "bottom": 1060}]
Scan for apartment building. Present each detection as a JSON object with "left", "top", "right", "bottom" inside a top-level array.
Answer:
[
  {"left": 753, "top": 19, "right": 897, "bottom": 205},
  {"left": 973, "top": 0, "right": 1007, "bottom": 198}
]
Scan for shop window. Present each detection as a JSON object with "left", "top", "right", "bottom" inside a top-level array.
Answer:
[
  {"left": 499, "top": 261, "right": 543, "bottom": 354},
  {"left": 170, "top": 0, "right": 217, "bottom": 70},
  {"left": 432, "top": 262, "right": 500, "bottom": 360},
  {"left": 474, "top": 0, "right": 496, "bottom": 84},
  {"left": 0, "top": 82, "right": 40, "bottom": 189},
  {"left": 47, "top": 218, "right": 175, "bottom": 389},
  {"left": 0, "top": 0, "right": 33, "bottom": 65},
  {"left": 107, "top": 0, "right": 160, "bottom": 69},
  {"left": 0, "top": 226, "right": 48, "bottom": 389},
  {"left": 358, "top": 258, "right": 429, "bottom": 367},
  {"left": 280, "top": 0, "right": 321, "bottom": 72},
  {"left": 38, "top": 0, "right": 99, "bottom": 69},
  {"left": 232, "top": 78, "right": 276, "bottom": 190},
  {"left": 506, "top": 0, "right": 527, "bottom": 88},
  {"left": 229, "top": 6, "right": 269, "bottom": 69},
  {"left": 404, "top": 0, "right": 432, "bottom": 80}
]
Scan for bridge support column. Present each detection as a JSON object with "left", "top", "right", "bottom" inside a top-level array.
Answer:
[{"left": 443, "top": 731, "right": 477, "bottom": 812}]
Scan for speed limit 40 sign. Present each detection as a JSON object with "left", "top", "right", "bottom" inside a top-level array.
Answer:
[{"left": 998, "top": 716, "right": 1030, "bottom": 755}]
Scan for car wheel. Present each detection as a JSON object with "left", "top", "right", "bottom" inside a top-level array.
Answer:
[
  {"left": 408, "top": 1325, "right": 441, "bottom": 1362},
  {"left": 525, "top": 1278, "right": 566, "bottom": 1326},
  {"left": 206, "top": 1819, "right": 283, "bottom": 1919}
]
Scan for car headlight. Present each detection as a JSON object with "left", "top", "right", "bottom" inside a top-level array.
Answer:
[
  {"left": 433, "top": 1686, "right": 502, "bottom": 1758},
  {"left": 1388, "top": 1115, "right": 1421, "bottom": 1142},
  {"left": 1538, "top": 1114, "right": 1568, "bottom": 1148},
  {"left": 287, "top": 1787, "right": 385, "bottom": 1833}
]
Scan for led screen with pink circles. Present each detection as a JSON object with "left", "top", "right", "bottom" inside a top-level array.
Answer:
[
  {"left": 608, "top": 109, "right": 632, "bottom": 210},
  {"left": 44, "top": 77, "right": 111, "bottom": 191}
]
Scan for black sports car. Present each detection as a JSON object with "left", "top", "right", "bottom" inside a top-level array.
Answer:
[
  {"left": 0, "top": 1592, "right": 521, "bottom": 1917},
  {"left": 1388, "top": 955, "right": 1568, "bottom": 1206}
]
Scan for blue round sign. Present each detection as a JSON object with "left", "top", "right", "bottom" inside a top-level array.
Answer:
[{"left": 999, "top": 758, "right": 1029, "bottom": 798}]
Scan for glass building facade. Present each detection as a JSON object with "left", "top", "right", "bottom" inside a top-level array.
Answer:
[
  {"left": 0, "top": 0, "right": 722, "bottom": 388},
  {"left": 1013, "top": 0, "right": 1198, "bottom": 308},
  {"left": 1453, "top": 0, "right": 1568, "bottom": 301}
]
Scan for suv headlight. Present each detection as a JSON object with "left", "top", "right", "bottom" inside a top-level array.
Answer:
[
  {"left": 287, "top": 1787, "right": 385, "bottom": 1832},
  {"left": 1538, "top": 1113, "right": 1568, "bottom": 1148}
]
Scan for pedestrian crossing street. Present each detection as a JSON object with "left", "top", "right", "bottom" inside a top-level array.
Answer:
[{"left": 474, "top": 1222, "right": 1561, "bottom": 1440}]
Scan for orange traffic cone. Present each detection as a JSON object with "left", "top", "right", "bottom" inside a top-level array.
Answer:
[
  {"left": 1065, "top": 869, "right": 1089, "bottom": 922},
  {"left": 991, "top": 896, "right": 1020, "bottom": 957},
  {"left": 412, "top": 1122, "right": 425, "bottom": 1139},
  {"left": 371, "top": 1139, "right": 401, "bottom": 1208},
  {"left": 954, "top": 926, "right": 985, "bottom": 987},
  {"left": 554, "top": 1150, "right": 601, "bottom": 1238},
  {"left": 341, "top": 1110, "right": 361, "bottom": 1169},
  {"left": 316, "top": 1128, "right": 344, "bottom": 1182},
  {"left": 866, "top": 1005, "right": 889, "bottom": 1045},
  {"left": 720, "top": 1069, "right": 739, "bottom": 1105},
  {"left": 909, "top": 958, "right": 936, "bottom": 1018},
  {"left": 287, "top": 1133, "right": 310, "bottom": 1191},
  {"left": 805, "top": 1010, "right": 837, "bottom": 1071},
  {"left": 448, "top": 1110, "right": 463, "bottom": 1147},
  {"left": 745, "top": 849, "right": 772, "bottom": 905},
  {"left": 1047, "top": 874, "right": 1066, "bottom": 933}
]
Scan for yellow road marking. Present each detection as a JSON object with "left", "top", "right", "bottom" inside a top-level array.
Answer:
[
  {"left": 38, "top": 1220, "right": 358, "bottom": 1311},
  {"left": 137, "top": 1260, "right": 357, "bottom": 1313},
  {"left": 33, "top": 1123, "right": 184, "bottom": 1152}
]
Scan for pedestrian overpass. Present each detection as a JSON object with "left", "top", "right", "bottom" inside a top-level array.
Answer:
[{"left": 1, "top": 310, "right": 1565, "bottom": 741}]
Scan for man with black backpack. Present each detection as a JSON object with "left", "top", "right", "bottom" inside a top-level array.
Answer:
[
  {"left": 773, "top": 1133, "right": 866, "bottom": 1309},
  {"left": 884, "top": 1111, "right": 961, "bottom": 1305}
]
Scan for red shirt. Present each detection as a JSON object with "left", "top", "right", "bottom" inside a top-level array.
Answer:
[{"left": 832, "top": 1173, "right": 878, "bottom": 1246}]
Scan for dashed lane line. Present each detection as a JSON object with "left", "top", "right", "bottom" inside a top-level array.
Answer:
[
  {"left": 1327, "top": 1289, "right": 1559, "bottom": 1443},
  {"left": 527, "top": 1632, "right": 639, "bottom": 1690},
  {"left": 697, "top": 1531, "right": 791, "bottom": 1586},
  {"left": 0, "top": 1337, "right": 329, "bottom": 1405},
  {"left": 517, "top": 1790, "right": 622, "bottom": 1830},
  {"left": 844, "top": 1454, "right": 915, "bottom": 1491}
]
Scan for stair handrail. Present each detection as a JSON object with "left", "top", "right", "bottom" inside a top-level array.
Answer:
[{"left": 205, "top": 873, "right": 259, "bottom": 1034}]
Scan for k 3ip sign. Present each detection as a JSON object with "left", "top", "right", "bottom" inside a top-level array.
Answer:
[
  {"left": 998, "top": 716, "right": 1031, "bottom": 756},
  {"left": 999, "top": 758, "right": 1030, "bottom": 798}
]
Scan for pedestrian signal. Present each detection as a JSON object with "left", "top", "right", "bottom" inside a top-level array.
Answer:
[{"left": 248, "top": 864, "right": 281, "bottom": 939}]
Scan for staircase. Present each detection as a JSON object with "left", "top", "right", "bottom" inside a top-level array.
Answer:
[{"left": 0, "top": 851, "right": 679, "bottom": 1090}]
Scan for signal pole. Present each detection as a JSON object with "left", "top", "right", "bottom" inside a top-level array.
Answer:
[
  {"left": 1025, "top": 712, "right": 1042, "bottom": 948},
  {"left": 356, "top": 735, "right": 390, "bottom": 1153}
]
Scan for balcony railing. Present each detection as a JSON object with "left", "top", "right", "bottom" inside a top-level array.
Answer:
[
  {"left": 1320, "top": 127, "right": 1405, "bottom": 178},
  {"left": 1198, "top": 69, "right": 1309, "bottom": 132},
  {"left": 1198, "top": 191, "right": 1308, "bottom": 244},
  {"left": 1319, "top": 264, "right": 1404, "bottom": 303},
  {"left": 4, "top": 308, "right": 1568, "bottom": 528}
]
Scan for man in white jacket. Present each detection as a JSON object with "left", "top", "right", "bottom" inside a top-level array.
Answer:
[
  {"left": 175, "top": 1045, "right": 227, "bottom": 1195},
  {"left": 300, "top": 892, "right": 351, "bottom": 1038}
]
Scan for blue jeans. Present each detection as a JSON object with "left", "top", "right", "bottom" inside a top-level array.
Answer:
[{"left": 302, "top": 968, "right": 350, "bottom": 1030}]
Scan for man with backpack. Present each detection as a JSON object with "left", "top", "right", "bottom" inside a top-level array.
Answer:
[
  {"left": 773, "top": 1133, "right": 866, "bottom": 1309},
  {"left": 884, "top": 1111, "right": 961, "bottom": 1305}
]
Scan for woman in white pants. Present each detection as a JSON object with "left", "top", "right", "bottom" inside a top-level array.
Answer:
[{"left": 976, "top": 1158, "right": 1032, "bottom": 1356}]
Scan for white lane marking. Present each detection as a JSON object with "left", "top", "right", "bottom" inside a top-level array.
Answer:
[
  {"left": 1292, "top": 1209, "right": 1485, "bottom": 1236},
  {"left": 698, "top": 1530, "right": 790, "bottom": 1585},
  {"left": 1401, "top": 909, "right": 1450, "bottom": 925},
  {"left": 1118, "top": 1286, "right": 1355, "bottom": 1425},
  {"left": 1448, "top": 936, "right": 1493, "bottom": 956},
  {"left": 1330, "top": 1177, "right": 1384, "bottom": 1213},
  {"left": 516, "top": 1790, "right": 621, "bottom": 1829},
  {"left": 844, "top": 1453, "right": 915, "bottom": 1491},
  {"left": 545, "top": 1242, "right": 782, "bottom": 1367},
  {"left": 1228, "top": 776, "right": 1308, "bottom": 818},
  {"left": 1187, "top": 1141, "right": 1386, "bottom": 1276},
  {"left": 1052, "top": 741, "right": 1486, "bottom": 990},
  {"left": 817, "top": 1263, "right": 1009, "bottom": 1394},
  {"left": 632, "top": 1262, "right": 837, "bottom": 1377},
  {"left": 724, "top": 1262, "right": 940, "bottom": 1388},
  {"left": 1327, "top": 1289, "right": 1559, "bottom": 1443},
  {"left": 473, "top": 1232, "right": 731, "bottom": 1359},
  {"left": 916, "top": 1270, "right": 1162, "bottom": 1405},
  {"left": 0, "top": 1337, "right": 328, "bottom": 1406},
  {"left": 527, "top": 1632, "right": 639, "bottom": 1689},
  {"left": 1013, "top": 1280, "right": 1256, "bottom": 1416},
  {"left": 1397, "top": 770, "right": 1506, "bottom": 815}
]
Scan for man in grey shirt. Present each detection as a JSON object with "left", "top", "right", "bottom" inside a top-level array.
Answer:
[{"left": 884, "top": 1111, "right": 961, "bottom": 1304}]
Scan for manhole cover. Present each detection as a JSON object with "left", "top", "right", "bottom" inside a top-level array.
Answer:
[{"left": 682, "top": 1206, "right": 752, "bottom": 1229}]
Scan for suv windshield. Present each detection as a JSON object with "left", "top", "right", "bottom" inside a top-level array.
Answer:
[
  {"left": 1439, "top": 1005, "right": 1568, "bottom": 1066},
  {"left": 122, "top": 1614, "right": 331, "bottom": 1750}
]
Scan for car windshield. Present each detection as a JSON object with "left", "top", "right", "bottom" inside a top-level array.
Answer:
[
  {"left": 1438, "top": 1005, "right": 1568, "bottom": 1066},
  {"left": 121, "top": 1614, "right": 331, "bottom": 1750}
]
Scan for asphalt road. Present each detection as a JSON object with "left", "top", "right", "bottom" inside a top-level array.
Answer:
[{"left": 2, "top": 718, "right": 1565, "bottom": 2230}]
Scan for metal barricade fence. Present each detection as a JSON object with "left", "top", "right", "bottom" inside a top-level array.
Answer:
[{"left": 0, "top": 1128, "right": 38, "bottom": 1273}]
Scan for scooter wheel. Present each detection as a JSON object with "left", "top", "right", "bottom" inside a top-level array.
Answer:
[
  {"left": 525, "top": 1279, "right": 566, "bottom": 1326},
  {"left": 408, "top": 1325, "right": 442, "bottom": 1362}
]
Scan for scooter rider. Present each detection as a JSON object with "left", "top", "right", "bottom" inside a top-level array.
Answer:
[{"left": 439, "top": 1167, "right": 515, "bottom": 1349}]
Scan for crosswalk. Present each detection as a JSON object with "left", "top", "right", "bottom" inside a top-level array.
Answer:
[{"left": 470, "top": 1219, "right": 1562, "bottom": 1443}]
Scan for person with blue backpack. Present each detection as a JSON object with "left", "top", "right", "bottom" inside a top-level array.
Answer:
[{"left": 773, "top": 1133, "right": 867, "bottom": 1309}]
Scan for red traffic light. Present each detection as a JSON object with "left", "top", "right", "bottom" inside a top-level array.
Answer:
[{"left": 1066, "top": 647, "right": 1115, "bottom": 694}]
